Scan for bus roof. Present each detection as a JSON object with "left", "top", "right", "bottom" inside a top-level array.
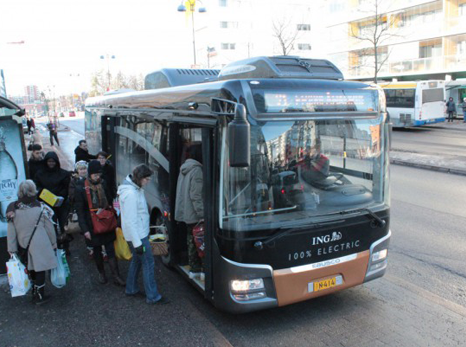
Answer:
[{"left": 85, "top": 78, "right": 375, "bottom": 111}]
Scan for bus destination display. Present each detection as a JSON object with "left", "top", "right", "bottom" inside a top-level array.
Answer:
[{"left": 257, "top": 90, "right": 377, "bottom": 113}]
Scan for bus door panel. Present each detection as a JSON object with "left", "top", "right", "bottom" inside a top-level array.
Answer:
[
  {"left": 101, "top": 115, "right": 119, "bottom": 161},
  {"left": 201, "top": 127, "right": 214, "bottom": 300}
]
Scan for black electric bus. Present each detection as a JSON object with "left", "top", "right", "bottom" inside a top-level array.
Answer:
[{"left": 85, "top": 56, "right": 391, "bottom": 313}]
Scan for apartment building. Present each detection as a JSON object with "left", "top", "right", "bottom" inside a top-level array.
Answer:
[
  {"left": 322, "top": 0, "right": 466, "bottom": 85},
  {"left": 189, "top": 0, "right": 316, "bottom": 68},
  {"left": 24, "top": 85, "right": 40, "bottom": 103}
]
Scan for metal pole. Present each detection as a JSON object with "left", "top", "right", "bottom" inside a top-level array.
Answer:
[{"left": 191, "top": 4, "right": 196, "bottom": 66}]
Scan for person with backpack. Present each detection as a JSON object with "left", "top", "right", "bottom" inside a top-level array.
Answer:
[{"left": 7, "top": 180, "right": 57, "bottom": 305}]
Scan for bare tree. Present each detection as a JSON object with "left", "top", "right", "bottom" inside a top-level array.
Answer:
[
  {"left": 349, "top": 0, "right": 400, "bottom": 83},
  {"left": 272, "top": 17, "right": 301, "bottom": 56},
  {"left": 89, "top": 70, "right": 144, "bottom": 97}
]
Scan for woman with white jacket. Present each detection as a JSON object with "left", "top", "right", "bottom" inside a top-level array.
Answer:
[{"left": 117, "top": 164, "right": 168, "bottom": 305}]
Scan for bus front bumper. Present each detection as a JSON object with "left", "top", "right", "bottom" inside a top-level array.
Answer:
[{"left": 215, "top": 231, "right": 391, "bottom": 313}]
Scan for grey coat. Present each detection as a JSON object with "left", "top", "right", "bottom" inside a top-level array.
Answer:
[
  {"left": 175, "top": 159, "right": 204, "bottom": 224},
  {"left": 7, "top": 205, "right": 57, "bottom": 271}
]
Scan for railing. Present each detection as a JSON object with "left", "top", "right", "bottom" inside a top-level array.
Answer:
[{"left": 347, "top": 54, "right": 466, "bottom": 78}]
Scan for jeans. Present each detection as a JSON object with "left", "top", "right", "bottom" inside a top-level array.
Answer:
[
  {"left": 126, "top": 236, "right": 162, "bottom": 303},
  {"left": 463, "top": 110, "right": 466, "bottom": 122}
]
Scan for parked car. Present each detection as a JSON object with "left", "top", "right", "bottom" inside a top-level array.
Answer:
[
  {"left": 69, "top": 111, "right": 76, "bottom": 117},
  {"left": 59, "top": 112, "right": 65, "bottom": 117}
]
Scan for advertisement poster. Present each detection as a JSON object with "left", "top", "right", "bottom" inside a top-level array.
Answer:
[{"left": 0, "top": 119, "right": 26, "bottom": 238}]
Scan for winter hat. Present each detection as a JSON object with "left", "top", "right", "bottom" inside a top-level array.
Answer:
[
  {"left": 88, "top": 160, "right": 102, "bottom": 176},
  {"left": 75, "top": 160, "right": 88, "bottom": 171}
]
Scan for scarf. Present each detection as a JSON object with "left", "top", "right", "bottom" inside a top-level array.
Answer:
[
  {"left": 15, "top": 196, "right": 41, "bottom": 209},
  {"left": 87, "top": 179, "right": 108, "bottom": 209}
]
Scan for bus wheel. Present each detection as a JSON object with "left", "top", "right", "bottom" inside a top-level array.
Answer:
[{"left": 151, "top": 212, "right": 172, "bottom": 269}]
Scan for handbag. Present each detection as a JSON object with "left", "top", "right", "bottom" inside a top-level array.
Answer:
[
  {"left": 65, "top": 212, "right": 81, "bottom": 235},
  {"left": 192, "top": 222, "right": 205, "bottom": 258},
  {"left": 114, "top": 227, "right": 132, "bottom": 260},
  {"left": 84, "top": 180, "right": 117, "bottom": 234},
  {"left": 17, "top": 208, "right": 44, "bottom": 266}
]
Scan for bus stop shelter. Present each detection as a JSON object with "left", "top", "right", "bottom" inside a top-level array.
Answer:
[{"left": 0, "top": 96, "right": 26, "bottom": 274}]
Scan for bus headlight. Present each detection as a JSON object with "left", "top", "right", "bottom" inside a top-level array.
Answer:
[
  {"left": 230, "top": 278, "right": 264, "bottom": 292},
  {"left": 372, "top": 249, "right": 388, "bottom": 262},
  {"left": 230, "top": 278, "right": 266, "bottom": 301}
]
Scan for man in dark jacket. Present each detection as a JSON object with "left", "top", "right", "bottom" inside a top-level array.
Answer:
[
  {"left": 74, "top": 140, "right": 97, "bottom": 163},
  {"left": 34, "top": 151, "right": 71, "bottom": 253},
  {"left": 28, "top": 144, "right": 45, "bottom": 179},
  {"left": 446, "top": 97, "right": 456, "bottom": 123}
]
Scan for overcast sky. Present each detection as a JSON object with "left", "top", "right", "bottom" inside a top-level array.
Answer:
[{"left": 0, "top": 0, "right": 206, "bottom": 96}]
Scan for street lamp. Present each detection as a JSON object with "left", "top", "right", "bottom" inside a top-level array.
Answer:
[
  {"left": 100, "top": 54, "right": 115, "bottom": 91},
  {"left": 177, "top": 0, "right": 207, "bottom": 66}
]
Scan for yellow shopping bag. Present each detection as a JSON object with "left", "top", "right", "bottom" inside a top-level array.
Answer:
[{"left": 114, "top": 228, "right": 132, "bottom": 261}]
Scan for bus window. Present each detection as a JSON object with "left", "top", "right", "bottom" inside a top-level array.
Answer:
[
  {"left": 384, "top": 89, "right": 415, "bottom": 108},
  {"left": 422, "top": 88, "right": 444, "bottom": 104},
  {"left": 222, "top": 118, "right": 382, "bottom": 231}
]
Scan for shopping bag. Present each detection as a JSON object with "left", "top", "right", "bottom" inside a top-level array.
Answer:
[
  {"left": 6, "top": 254, "right": 31, "bottom": 297},
  {"left": 51, "top": 249, "right": 70, "bottom": 288},
  {"left": 192, "top": 222, "right": 205, "bottom": 258},
  {"left": 114, "top": 227, "right": 132, "bottom": 261}
]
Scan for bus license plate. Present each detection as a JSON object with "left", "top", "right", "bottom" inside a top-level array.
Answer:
[{"left": 309, "top": 275, "right": 343, "bottom": 293}]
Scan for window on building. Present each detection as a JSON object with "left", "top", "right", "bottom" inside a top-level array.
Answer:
[
  {"left": 220, "top": 21, "right": 238, "bottom": 29},
  {"left": 457, "top": 40, "right": 466, "bottom": 55},
  {"left": 419, "top": 44, "right": 442, "bottom": 58},
  {"left": 221, "top": 43, "right": 236, "bottom": 50},
  {"left": 297, "top": 24, "right": 311, "bottom": 31},
  {"left": 460, "top": 4, "right": 466, "bottom": 16},
  {"left": 297, "top": 43, "right": 312, "bottom": 50},
  {"left": 219, "top": 0, "right": 227, "bottom": 7}
]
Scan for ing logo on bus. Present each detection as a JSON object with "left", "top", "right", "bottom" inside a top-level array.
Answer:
[{"left": 312, "top": 232, "right": 343, "bottom": 246}]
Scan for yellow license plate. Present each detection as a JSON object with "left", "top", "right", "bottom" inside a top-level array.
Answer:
[{"left": 311, "top": 275, "right": 342, "bottom": 293}]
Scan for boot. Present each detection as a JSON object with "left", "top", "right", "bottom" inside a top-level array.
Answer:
[
  {"left": 108, "top": 258, "right": 126, "bottom": 286},
  {"left": 30, "top": 280, "right": 37, "bottom": 303},
  {"left": 35, "top": 285, "right": 50, "bottom": 306},
  {"left": 95, "top": 254, "right": 108, "bottom": 284},
  {"left": 98, "top": 272, "right": 108, "bottom": 284}
]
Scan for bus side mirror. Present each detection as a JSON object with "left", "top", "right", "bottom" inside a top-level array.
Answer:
[{"left": 228, "top": 104, "right": 250, "bottom": 167}]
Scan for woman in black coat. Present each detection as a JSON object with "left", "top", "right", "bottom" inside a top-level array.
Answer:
[
  {"left": 74, "top": 160, "right": 125, "bottom": 286},
  {"left": 97, "top": 151, "right": 117, "bottom": 201}
]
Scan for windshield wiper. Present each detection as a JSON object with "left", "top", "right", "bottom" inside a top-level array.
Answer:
[
  {"left": 254, "top": 219, "right": 343, "bottom": 250},
  {"left": 324, "top": 208, "right": 386, "bottom": 227}
]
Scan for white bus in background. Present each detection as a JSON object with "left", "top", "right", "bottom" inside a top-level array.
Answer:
[{"left": 379, "top": 80, "right": 445, "bottom": 128}]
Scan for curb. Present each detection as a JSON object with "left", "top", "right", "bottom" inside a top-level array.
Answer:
[{"left": 390, "top": 159, "right": 466, "bottom": 176}]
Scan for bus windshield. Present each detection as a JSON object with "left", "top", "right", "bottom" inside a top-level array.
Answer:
[{"left": 221, "top": 117, "right": 388, "bottom": 232}]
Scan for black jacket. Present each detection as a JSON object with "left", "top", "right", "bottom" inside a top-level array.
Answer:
[
  {"left": 28, "top": 157, "right": 45, "bottom": 180},
  {"left": 74, "top": 179, "right": 116, "bottom": 247},
  {"left": 34, "top": 152, "right": 71, "bottom": 200},
  {"left": 101, "top": 162, "right": 117, "bottom": 201},
  {"left": 74, "top": 146, "right": 96, "bottom": 163}
]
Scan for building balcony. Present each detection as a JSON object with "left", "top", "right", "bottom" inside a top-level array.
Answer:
[{"left": 347, "top": 54, "right": 466, "bottom": 79}]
